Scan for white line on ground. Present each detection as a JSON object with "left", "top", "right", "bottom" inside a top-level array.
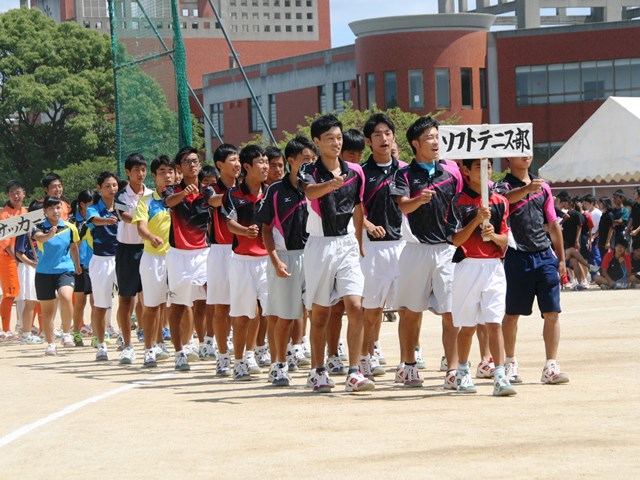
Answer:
[{"left": 0, "top": 372, "right": 174, "bottom": 449}]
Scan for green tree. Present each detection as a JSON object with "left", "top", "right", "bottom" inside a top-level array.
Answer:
[{"left": 0, "top": 8, "right": 115, "bottom": 192}]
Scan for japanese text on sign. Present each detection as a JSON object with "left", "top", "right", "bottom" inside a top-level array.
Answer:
[
  {"left": 439, "top": 123, "right": 533, "bottom": 159},
  {"left": 0, "top": 209, "right": 46, "bottom": 241}
]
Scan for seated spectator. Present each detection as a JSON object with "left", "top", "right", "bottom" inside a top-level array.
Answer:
[{"left": 594, "top": 239, "right": 635, "bottom": 289}]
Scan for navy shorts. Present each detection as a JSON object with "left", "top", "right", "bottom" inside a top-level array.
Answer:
[
  {"left": 504, "top": 247, "right": 561, "bottom": 316},
  {"left": 74, "top": 266, "right": 92, "bottom": 294},
  {"left": 115, "top": 243, "right": 144, "bottom": 297},
  {"left": 35, "top": 271, "right": 75, "bottom": 301}
]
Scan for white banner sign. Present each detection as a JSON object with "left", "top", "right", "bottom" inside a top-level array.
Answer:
[
  {"left": 0, "top": 209, "right": 46, "bottom": 241},
  {"left": 439, "top": 123, "right": 533, "bottom": 159}
]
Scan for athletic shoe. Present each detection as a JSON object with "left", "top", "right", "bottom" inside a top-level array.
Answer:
[
  {"left": 107, "top": 325, "right": 118, "bottom": 338},
  {"left": 62, "top": 333, "right": 75, "bottom": 348},
  {"left": 294, "top": 345, "right": 310, "bottom": 367},
  {"left": 286, "top": 347, "right": 299, "bottom": 372},
  {"left": 80, "top": 325, "right": 93, "bottom": 336},
  {"left": 20, "top": 333, "right": 44, "bottom": 345},
  {"left": 439, "top": 355, "right": 448, "bottom": 372},
  {"left": 359, "top": 356, "right": 374, "bottom": 380},
  {"left": 72, "top": 332, "right": 84, "bottom": 347},
  {"left": 136, "top": 329, "right": 144, "bottom": 342},
  {"left": 216, "top": 354, "right": 232, "bottom": 377},
  {"left": 226, "top": 336, "right": 234, "bottom": 355},
  {"left": 493, "top": 375, "right": 517, "bottom": 397},
  {"left": 444, "top": 370, "right": 457, "bottom": 390},
  {"left": 1, "top": 331, "right": 18, "bottom": 341},
  {"left": 174, "top": 351, "right": 190, "bottom": 371},
  {"left": 337, "top": 339, "right": 348, "bottom": 361},
  {"left": 272, "top": 366, "right": 290, "bottom": 387},
  {"left": 143, "top": 349, "right": 157, "bottom": 368},
  {"left": 302, "top": 337, "right": 311, "bottom": 358},
  {"left": 308, "top": 369, "right": 333, "bottom": 393},
  {"left": 96, "top": 345, "right": 108, "bottom": 361},
  {"left": 402, "top": 364, "right": 424, "bottom": 387},
  {"left": 456, "top": 370, "right": 477, "bottom": 393},
  {"left": 116, "top": 334, "right": 125, "bottom": 351},
  {"left": 327, "top": 354, "right": 346, "bottom": 375},
  {"left": 131, "top": 315, "right": 138, "bottom": 330},
  {"left": 54, "top": 328, "right": 63, "bottom": 339},
  {"left": 119, "top": 345, "right": 136, "bottom": 365},
  {"left": 154, "top": 343, "right": 170, "bottom": 361},
  {"left": 31, "top": 325, "right": 40, "bottom": 336},
  {"left": 476, "top": 358, "right": 495, "bottom": 379},
  {"left": 541, "top": 362, "right": 570, "bottom": 384},
  {"left": 161, "top": 327, "right": 171, "bottom": 341},
  {"left": 233, "top": 361, "right": 251, "bottom": 381},
  {"left": 38, "top": 331, "right": 46, "bottom": 340},
  {"left": 104, "top": 332, "right": 111, "bottom": 344},
  {"left": 246, "top": 355, "right": 262, "bottom": 375},
  {"left": 395, "top": 363, "right": 406, "bottom": 383},
  {"left": 91, "top": 335, "right": 99, "bottom": 348},
  {"left": 373, "top": 342, "right": 386, "bottom": 365},
  {"left": 45, "top": 343, "right": 57, "bottom": 356},
  {"left": 370, "top": 356, "right": 386, "bottom": 377},
  {"left": 345, "top": 371, "right": 375, "bottom": 392},
  {"left": 505, "top": 359, "right": 523, "bottom": 384},
  {"left": 415, "top": 346, "right": 426, "bottom": 370},
  {"left": 256, "top": 345, "right": 271, "bottom": 367},
  {"left": 589, "top": 264, "right": 600, "bottom": 273},
  {"left": 199, "top": 339, "right": 217, "bottom": 361},
  {"left": 185, "top": 341, "right": 200, "bottom": 362},
  {"left": 306, "top": 369, "right": 336, "bottom": 388}
]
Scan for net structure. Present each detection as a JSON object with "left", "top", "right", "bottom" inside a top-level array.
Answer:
[{"left": 108, "top": 0, "right": 192, "bottom": 175}]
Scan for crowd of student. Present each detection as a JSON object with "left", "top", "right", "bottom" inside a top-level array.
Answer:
[{"left": 3, "top": 113, "right": 636, "bottom": 396}]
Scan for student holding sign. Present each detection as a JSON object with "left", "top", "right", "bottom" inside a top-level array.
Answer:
[
  {"left": 0, "top": 180, "right": 27, "bottom": 339},
  {"left": 494, "top": 156, "right": 569, "bottom": 385}
]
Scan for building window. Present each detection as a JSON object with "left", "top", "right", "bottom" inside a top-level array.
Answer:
[
  {"left": 210, "top": 103, "right": 224, "bottom": 137},
  {"left": 435, "top": 68, "right": 450, "bottom": 108},
  {"left": 264, "top": 25, "right": 270, "bottom": 32},
  {"left": 333, "top": 81, "right": 350, "bottom": 113},
  {"left": 307, "top": 25, "right": 313, "bottom": 32},
  {"left": 296, "top": 25, "right": 302, "bottom": 32},
  {"left": 531, "top": 142, "right": 564, "bottom": 174},
  {"left": 285, "top": 13, "right": 291, "bottom": 20},
  {"left": 461, "top": 68, "right": 473, "bottom": 108},
  {"left": 268, "top": 94, "right": 277, "bottom": 129},
  {"left": 296, "top": 13, "right": 302, "bottom": 19},
  {"left": 307, "top": 13, "right": 313, "bottom": 19},
  {"left": 366, "top": 73, "right": 376, "bottom": 109},
  {"left": 285, "top": 0, "right": 290, "bottom": 6},
  {"left": 296, "top": 0, "right": 301, "bottom": 6},
  {"left": 275, "top": 25, "right": 281, "bottom": 32},
  {"left": 480, "top": 68, "right": 487, "bottom": 108},
  {"left": 275, "top": 12, "right": 280, "bottom": 19},
  {"left": 408, "top": 69, "right": 424, "bottom": 109},
  {"left": 318, "top": 85, "right": 327, "bottom": 113},
  {"left": 307, "top": 0, "right": 312, "bottom": 6},
  {"left": 384, "top": 71, "right": 397, "bottom": 108},
  {"left": 250, "top": 96, "right": 263, "bottom": 132},
  {"left": 286, "top": 25, "right": 292, "bottom": 32}
]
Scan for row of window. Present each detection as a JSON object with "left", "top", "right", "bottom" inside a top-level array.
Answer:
[
  {"left": 230, "top": 0, "right": 313, "bottom": 6},
  {"left": 516, "top": 58, "right": 640, "bottom": 105},
  {"left": 364, "top": 68, "right": 487, "bottom": 111},
  {"left": 230, "top": 12, "right": 313, "bottom": 19},
  {"left": 229, "top": 24, "right": 314, "bottom": 33}
]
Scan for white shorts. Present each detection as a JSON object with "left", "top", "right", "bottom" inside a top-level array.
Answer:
[
  {"left": 89, "top": 255, "right": 116, "bottom": 309},
  {"left": 166, "top": 247, "right": 207, "bottom": 307},
  {"left": 360, "top": 240, "right": 404, "bottom": 310},
  {"left": 206, "top": 244, "right": 232, "bottom": 305},
  {"left": 396, "top": 243, "right": 454, "bottom": 315},
  {"left": 266, "top": 250, "right": 305, "bottom": 320},
  {"left": 139, "top": 252, "right": 168, "bottom": 308},
  {"left": 17, "top": 263, "right": 37, "bottom": 302},
  {"left": 303, "top": 235, "right": 364, "bottom": 309},
  {"left": 229, "top": 253, "right": 268, "bottom": 319},
  {"left": 452, "top": 258, "right": 506, "bottom": 328}
]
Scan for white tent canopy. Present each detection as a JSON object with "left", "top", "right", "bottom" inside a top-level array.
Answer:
[{"left": 539, "top": 96, "right": 640, "bottom": 183}]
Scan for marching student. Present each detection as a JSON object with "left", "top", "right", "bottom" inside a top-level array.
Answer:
[
  {"left": 257, "top": 135, "right": 315, "bottom": 386},
  {"left": 448, "top": 158, "right": 516, "bottom": 396},
  {"left": 298, "top": 114, "right": 373, "bottom": 393},
  {"left": 494, "top": 156, "right": 569, "bottom": 384},
  {"left": 223, "top": 144, "right": 270, "bottom": 380},
  {"left": 390, "top": 116, "right": 463, "bottom": 389},
  {"left": 29, "top": 173, "right": 72, "bottom": 220},
  {"left": 132, "top": 155, "right": 176, "bottom": 367},
  {"left": 32, "top": 196, "right": 82, "bottom": 355}
]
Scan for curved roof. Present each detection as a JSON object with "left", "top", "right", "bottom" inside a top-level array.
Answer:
[{"left": 349, "top": 13, "right": 496, "bottom": 37}]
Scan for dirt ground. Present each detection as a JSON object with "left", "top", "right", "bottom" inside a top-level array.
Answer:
[{"left": 1, "top": 288, "right": 639, "bottom": 479}]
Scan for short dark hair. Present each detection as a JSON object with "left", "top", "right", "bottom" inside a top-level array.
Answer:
[
  {"left": 310, "top": 114, "right": 342, "bottom": 140},
  {"left": 406, "top": 116, "right": 440, "bottom": 154},
  {"left": 615, "top": 238, "right": 629, "bottom": 249},
  {"left": 363, "top": 113, "right": 396, "bottom": 139},
  {"left": 557, "top": 191, "right": 571, "bottom": 203},
  {"left": 175, "top": 146, "right": 198, "bottom": 164},
  {"left": 583, "top": 194, "right": 596, "bottom": 204},
  {"left": 199, "top": 164, "right": 218, "bottom": 182},
  {"left": 124, "top": 152, "right": 147, "bottom": 171},
  {"left": 5, "top": 179, "right": 25, "bottom": 194},
  {"left": 213, "top": 144, "right": 239, "bottom": 165},
  {"left": 239, "top": 144, "right": 266, "bottom": 172},
  {"left": 613, "top": 189, "right": 625, "bottom": 198},
  {"left": 342, "top": 129, "right": 365, "bottom": 153},
  {"left": 461, "top": 158, "right": 491, "bottom": 170},
  {"left": 42, "top": 172, "right": 62, "bottom": 189},
  {"left": 150, "top": 155, "right": 175, "bottom": 175},
  {"left": 42, "top": 196, "right": 62, "bottom": 209},
  {"left": 284, "top": 135, "right": 315, "bottom": 160},
  {"left": 265, "top": 146, "right": 284, "bottom": 162},
  {"left": 96, "top": 171, "right": 118, "bottom": 187},
  {"left": 598, "top": 196, "right": 613, "bottom": 210}
]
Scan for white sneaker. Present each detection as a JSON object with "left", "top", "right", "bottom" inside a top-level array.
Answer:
[
  {"left": 415, "top": 347, "right": 426, "bottom": 370},
  {"left": 119, "top": 345, "right": 135, "bottom": 365},
  {"left": 107, "top": 325, "right": 118, "bottom": 338},
  {"left": 301, "top": 337, "right": 311, "bottom": 358},
  {"left": 21, "top": 333, "right": 44, "bottom": 345},
  {"left": 308, "top": 369, "right": 333, "bottom": 393},
  {"left": 373, "top": 342, "right": 386, "bottom": 365},
  {"left": 233, "top": 360, "right": 251, "bottom": 381},
  {"left": 199, "top": 339, "right": 217, "bottom": 361},
  {"left": 44, "top": 343, "right": 57, "bottom": 356},
  {"left": 153, "top": 343, "right": 170, "bottom": 361},
  {"left": 505, "top": 359, "right": 523, "bottom": 384},
  {"left": 345, "top": 370, "right": 375, "bottom": 392},
  {"left": 493, "top": 374, "right": 517, "bottom": 396},
  {"left": 116, "top": 334, "right": 125, "bottom": 351},
  {"left": 402, "top": 364, "right": 423, "bottom": 387},
  {"left": 286, "top": 346, "right": 299, "bottom": 372},
  {"left": 306, "top": 369, "right": 336, "bottom": 388},
  {"left": 96, "top": 344, "right": 108, "bottom": 361},
  {"left": 143, "top": 349, "right": 157, "bottom": 368},
  {"left": 216, "top": 353, "right": 232, "bottom": 377},
  {"left": 394, "top": 363, "right": 406, "bottom": 383},
  {"left": 359, "top": 355, "right": 374, "bottom": 380},
  {"left": 245, "top": 354, "right": 262, "bottom": 375},
  {"left": 294, "top": 345, "right": 310, "bottom": 367},
  {"left": 226, "top": 336, "right": 234, "bottom": 355},
  {"left": 456, "top": 369, "right": 477, "bottom": 393},
  {"left": 327, "top": 354, "right": 346, "bottom": 375},
  {"left": 174, "top": 351, "right": 190, "bottom": 371},
  {"left": 337, "top": 339, "right": 348, "bottom": 361},
  {"left": 62, "top": 333, "right": 74, "bottom": 347},
  {"left": 444, "top": 370, "right": 457, "bottom": 390},
  {"left": 439, "top": 355, "right": 448, "bottom": 372},
  {"left": 256, "top": 345, "right": 271, "bottom": 367},
  {"left": 185, "top": 341, "right": 200, "bottom": 362},
  {"left": 370, "top": 355, "right": 385, "bottom": 376},
  {"left": 541, "top": 361, "right": 570, "bottom": 384},
  {"left": 476, "top": 358, "right": 495, "bottom": 379}
]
